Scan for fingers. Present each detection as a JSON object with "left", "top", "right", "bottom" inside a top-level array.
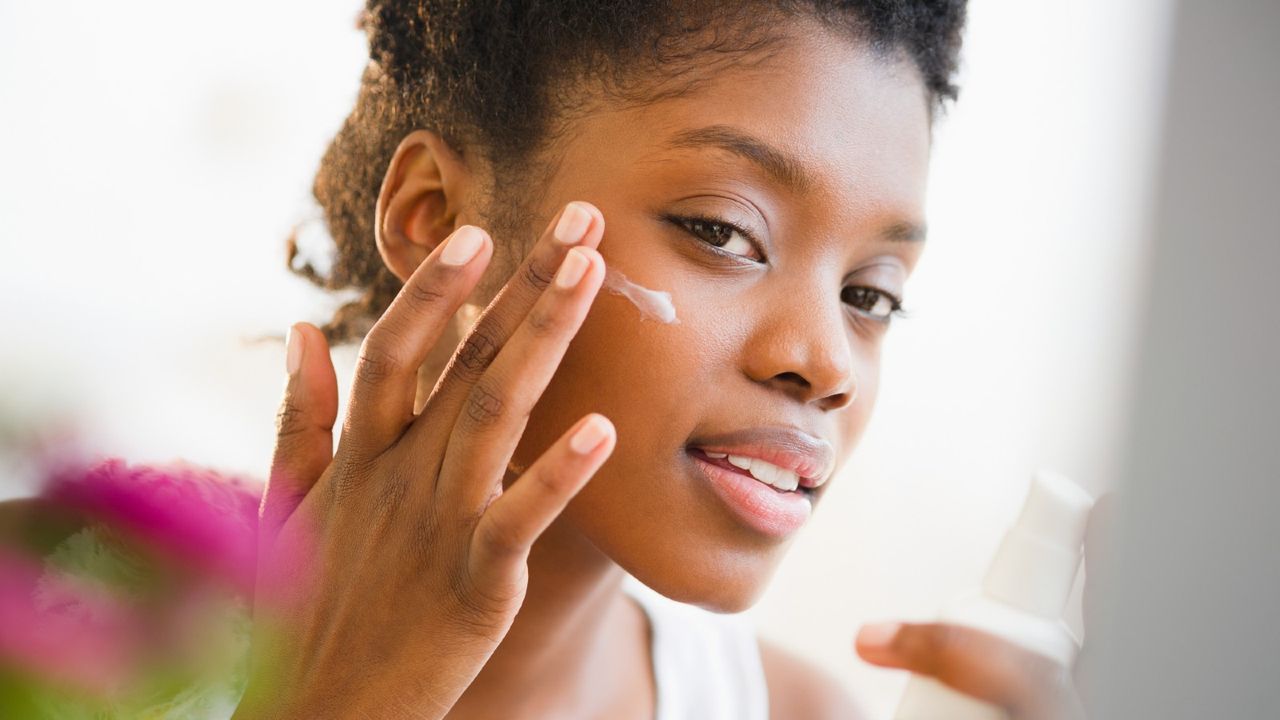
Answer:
[
  {"left": 264, "top": 323, "right": 338, "bottom": 542},
  {"left": 856, "top": 622, "right": 1085, "bottom": 719},
  {"left": 411, "top": 202, "right": 604, "bottom": 462},
  {"left": 343, "top": 225, "right": 493, "bottom": 455},
  {"left": 437, "top": 245, "right": 605, "bottom": 512},
  {"left": 468, "top": 414, "right": 614, "bottom": 588}
]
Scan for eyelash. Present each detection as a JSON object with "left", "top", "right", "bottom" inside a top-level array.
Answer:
[{"left": 668, "top": 213, "right": 909, "bottom": 324}]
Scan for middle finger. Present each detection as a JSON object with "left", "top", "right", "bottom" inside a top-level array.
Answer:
[{"left": 404, "top": 201, "right": 604, "bottom": 466}]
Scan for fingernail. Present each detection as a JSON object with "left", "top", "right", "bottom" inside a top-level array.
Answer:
[
  {"left": 441, "top": 226, "right": 487, "bottom": 266},
  {"left": 553, "top": 202, "right": 591, "bottom": 245},
  {"left": 857, "top": 622, "right": 901, "bottom": 649},
  {"left": 570, "top": 415, "right": 611, "bottom": 455},
  {"left": 555, "top": 247, "right": 590, "bottom": 289},
  {"left": 285, "top": 325, "right": 304, "bottom": 376}
]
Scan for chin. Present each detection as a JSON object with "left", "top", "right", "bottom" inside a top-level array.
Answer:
[
  {"left": 564, "top": 444, "right": 809, "bottom": 614},
  {"left": 626, "top": 546, "right": 787, "bottom": 614}
]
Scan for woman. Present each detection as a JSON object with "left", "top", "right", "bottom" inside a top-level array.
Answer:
[{"left": 4, "top": 1, "right": 1094, "bottom": 717}]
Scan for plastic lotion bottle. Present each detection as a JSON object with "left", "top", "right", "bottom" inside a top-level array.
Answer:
[{"left": 893, "top": 469, "right": 1095, "bottom": 720}]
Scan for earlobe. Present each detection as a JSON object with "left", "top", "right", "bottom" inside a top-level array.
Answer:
[{"left": 375, "top": 130, "right": 472, "bottom": 282}]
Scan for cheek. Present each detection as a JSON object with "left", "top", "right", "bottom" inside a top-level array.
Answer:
[
  {"left": 513, "top": 276, "right": 707, "bottom": 474},
  {"left": 513, "top": 211, "right": 736, "bottom": 471},
  {"left": 512, "top": 266, "right": 785, "bottom": 608}
]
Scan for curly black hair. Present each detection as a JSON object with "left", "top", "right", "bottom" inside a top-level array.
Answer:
[{"left": 291, "top": 0, "right": 967, "bottom": 344}]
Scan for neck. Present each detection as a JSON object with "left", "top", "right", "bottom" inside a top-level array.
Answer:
[
  {"left": 446, "top": 511, "right": 652, "bottom": 718},
  {"left": 416, "top": 325, "right": 653, "bottom": 718}
]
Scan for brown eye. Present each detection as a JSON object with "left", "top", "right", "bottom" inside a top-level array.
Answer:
[
  {"left": 675, "top": 216, "right": 762, "bottom": 261},
  {"left": 841, "top": 286, "right": 902, "bottom": 322}
]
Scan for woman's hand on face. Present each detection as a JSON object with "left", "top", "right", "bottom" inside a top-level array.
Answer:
[
  {"left": 853, "top": 493, "right": 1117, "bottom": 720},
  {"left": 234, "top": 203, "right": 613, "bottom": 720}
]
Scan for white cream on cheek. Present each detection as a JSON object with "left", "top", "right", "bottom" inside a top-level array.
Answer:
[
  {"left": 502, "top": 268, "right": 676, "bottom": 481},
  {"left": 601, "top": 266, "right": 679, "bottom": 324}
]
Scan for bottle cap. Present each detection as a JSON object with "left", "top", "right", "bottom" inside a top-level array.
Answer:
[{"left": 982, "top": 469, "right": 1095, "bottom": 617}]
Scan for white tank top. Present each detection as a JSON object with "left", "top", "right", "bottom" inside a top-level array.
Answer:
[{"left": 621, "top": 573, "right": 770, "bottom": 720}]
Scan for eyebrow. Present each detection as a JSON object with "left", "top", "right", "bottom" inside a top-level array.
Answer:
[{"left": 664, "top": 124, "right": 927, "bottom": 243}]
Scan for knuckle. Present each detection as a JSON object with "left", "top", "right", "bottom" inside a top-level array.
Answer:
[
  {"left": 355, "top": 343, "right": 400, "bottom": 386},
  {"left": 405, "top": 278, "right": 447, "bottom": 309},
  {"left": 527, "top": 466, "right": 570, "bottom": 499},
  {"left": 476, "top": 515, "right": 524, "bottom": 560},
  {"left": 521, "top": 256, "right": 555, "bottom": 291},
  {"left": 455, "top": 328, "right": 500, "bottom": 376},
  {"left": 274, "top": 397, "right": 307, "bottom": 437},
  {"left": 464, "top": 382, "right": 505, "bottom": 427},
  {"left": 895, "top": 625, "right": 952, "bottom": 669},
  {"left": 523, "top": 304, "right": 561, "bottom": 338}
]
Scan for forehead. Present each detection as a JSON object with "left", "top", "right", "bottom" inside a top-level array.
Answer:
[{"left": 545, "top": 24, "right": 932, "bottom": 228}]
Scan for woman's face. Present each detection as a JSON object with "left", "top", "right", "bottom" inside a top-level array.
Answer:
[{"left": 494, "top": 25, "right": 930, "bottom": 612}]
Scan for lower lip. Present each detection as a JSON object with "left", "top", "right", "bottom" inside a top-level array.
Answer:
[{"left": 688, "top": 451, "right": 812, "bottom": 538}]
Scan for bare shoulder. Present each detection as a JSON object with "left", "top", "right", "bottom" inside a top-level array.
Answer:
[{"left": 758, "top": 635, "right": 869, "bottom": 720}]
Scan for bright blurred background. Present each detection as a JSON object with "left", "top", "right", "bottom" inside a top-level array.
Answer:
[{"left": 0, "top": 0, "right": 1174, "bottom": 715}]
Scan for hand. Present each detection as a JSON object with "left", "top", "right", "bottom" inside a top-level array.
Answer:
[
  {"left": 234, "top": 202, "right": 615, "bottom": 720},
  {"left": 854, "top": 493, "right": 1117, "bottom": 720}
]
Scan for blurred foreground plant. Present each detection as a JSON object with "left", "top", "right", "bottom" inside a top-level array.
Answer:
[{"left": 0, "top": 454, "right": 287, "bottom": 719}]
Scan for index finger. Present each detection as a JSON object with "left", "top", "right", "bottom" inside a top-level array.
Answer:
[
  {"left": 856, "top": 622, "right": 1085, "bottom": 719},
  {"left": 340, "top": 225, "right": 494, "bottom": 458}
]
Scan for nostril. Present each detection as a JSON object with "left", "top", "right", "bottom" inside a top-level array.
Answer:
[{"left": 775, "top": 371, "right": 809, "bottom": 389}]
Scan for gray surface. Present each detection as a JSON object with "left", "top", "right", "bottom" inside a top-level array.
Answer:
[{"left": 1087, "top": 1, "right": 1280, "bottom": 717}]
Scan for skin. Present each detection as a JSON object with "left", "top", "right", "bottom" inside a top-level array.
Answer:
[
  {"left": 367, "top": 22, "right": 924, "bottom": 716},
  {"left": 0, "top": 10, "right": 1123, "bottom": 718},
  {"left": 393, "top": 22, "right": 928, "bottom": 613},
  {"left": 0, "top": 14, "right": 1108, "bottom": 719},
  {"left": 232, "top": 15, "right": 1099, "bottom": 720}
]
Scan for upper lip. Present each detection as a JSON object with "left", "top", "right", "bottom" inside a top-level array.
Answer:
[{"left": 687, "top": 427, "right": 836, "bottom": 488}]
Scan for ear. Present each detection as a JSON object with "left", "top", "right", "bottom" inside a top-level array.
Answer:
[{"left": 375, "top": 130, "right": 473, "bottom": 282}]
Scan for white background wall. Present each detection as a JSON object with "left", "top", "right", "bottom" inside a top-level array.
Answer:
[{"left": 0, "top": 1, "right": 1171, "bottom": 715}]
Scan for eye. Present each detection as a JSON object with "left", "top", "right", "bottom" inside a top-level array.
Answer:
[
  {"left": 841, "top": 286, "right": 904, "bottom": 323},
  {"left": 671, "top": 215, "right": 763, "bottom": 262}
]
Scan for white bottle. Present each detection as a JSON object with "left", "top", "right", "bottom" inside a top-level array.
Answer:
[{"left": 893, "top": 469, "right": 1094, "bottom": 720}]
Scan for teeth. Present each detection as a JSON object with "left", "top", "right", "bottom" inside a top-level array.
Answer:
[
  {"left": 745, "top": 458, "right": 774, "bottom": 484},
  {"left": 747, "top": 458, "right": 799, "bottom": 492},
  {"left": 774, "top": 469, "right": 800, "bottom": 492},
  {"left": 709, "top": 451, "right": 807, "bottom": 493}
]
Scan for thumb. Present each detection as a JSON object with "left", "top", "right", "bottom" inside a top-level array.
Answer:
[{"left": 262, "top": 322, "right": 338, "bottom": 542}]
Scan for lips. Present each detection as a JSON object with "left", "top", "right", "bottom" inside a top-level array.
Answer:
[
  {"left": 684, "top": 426, "right": 836, "bottom": 538},
  {"left": 686, "top": 426, "right": 835, "bottom": 489},
  {"left": 685, "top": 449, "right": 815, "bottom": 538}
]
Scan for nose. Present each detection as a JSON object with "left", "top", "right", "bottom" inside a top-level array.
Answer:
[{"left": 742, "top": 290, "right": 857, "bottom": 411}]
